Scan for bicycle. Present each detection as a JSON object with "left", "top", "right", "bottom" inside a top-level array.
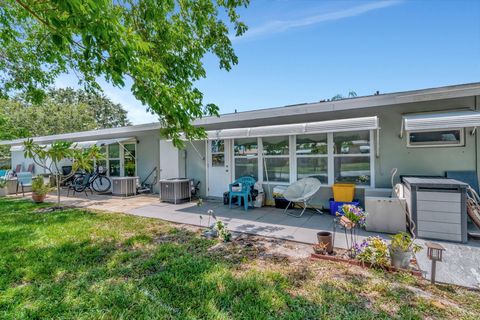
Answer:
[{"left": 72, "top": 166, "right": 112, "bottom": 194}]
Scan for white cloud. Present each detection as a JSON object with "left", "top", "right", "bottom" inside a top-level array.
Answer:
[{"left": 239, "top": 0, "right": 402, "bottom": 40}]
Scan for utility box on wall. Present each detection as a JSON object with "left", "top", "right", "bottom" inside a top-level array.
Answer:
[{"left": 403, "top": 177, "right": 468, "bottom": 243}]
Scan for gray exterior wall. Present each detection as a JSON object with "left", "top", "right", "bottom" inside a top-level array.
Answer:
[
  {"left": 185, "top": 141, "right": 207, "bottom": 197},
  {"left": 372, "top": 97, "right": 476, "bottom": 188},
  {"left": 193, "top": 96, "right": 479, "bottom": 207},
  {"left": 136, "top": 133, "right": 160, "bottom": 193}
]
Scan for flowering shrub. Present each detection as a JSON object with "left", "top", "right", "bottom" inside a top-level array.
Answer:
[
  {"left": 354, "top": 236, "right": 389, "bottom": 267},
  {"left": 337, "top": 204, "right": 367, "bottom": 228}
]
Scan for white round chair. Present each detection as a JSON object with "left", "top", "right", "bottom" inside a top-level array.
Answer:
[{"left": 282, "top": 177, "right": 322, "bottom": 217}]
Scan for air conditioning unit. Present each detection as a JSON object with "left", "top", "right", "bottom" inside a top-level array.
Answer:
[
  {"left": 112, "top": 177, "right": 138, "bottom": 197},
  {"left": 160, "top": 178, "right": 191, "bottom": 204}
]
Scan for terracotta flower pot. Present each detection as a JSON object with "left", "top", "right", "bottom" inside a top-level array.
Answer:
[
  {"left": 317, "top": 231, "right": 333, "bottom": 254},
  {"left": 31, "top": 192, "right": 46, "bottom": 203}
]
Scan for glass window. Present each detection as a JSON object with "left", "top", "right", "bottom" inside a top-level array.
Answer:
[
  {"left": 333, "top": 131, "right": 370, "bottom": 154},
  {"left": 297, "top": 157, "right": 328, "bottom": 184},
  {"left": 408, "top": 129, "right": 463, "bottom": 147},
  {"left": 263, "top": 136, "right": 289, "bottom": 156},
  {"left": 334, "top": 157, "right": 370, "bottom": 185},
  {"left": 234, "top": 138, "right": 259, "bottom": 180},
  {"left": 235, "top": 157, "right": 258, "bottom": 180},
  {"left": 108, "top": 143, "right": 120, "bottom": 158},
  {"left": 264, "top": 158, "right": 290, "bottom": 183},
  {"left": 124, "top": 143, "right": 136, "bottom": 177},
  {"left": 212, "top": 154, "right": 224, "bottom": 167},
  {"left": 211, "top": 140, "right": 224, "bottom": 153},
  {"left": 296, "top": 134, "right": 328, "bottom": 155},
  {"left": 234, "top": 138, "right": 258, "bottom": 156},
  {"left": 109, "top": 159, "right": 121, "bottom": 177}
]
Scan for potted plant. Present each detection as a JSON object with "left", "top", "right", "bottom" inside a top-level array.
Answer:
[
  {"left": 0, "top": 179, "right": 7, "bottom": 197},
  {"left": 337, "top": 204, "right": 367, "bottom": 229},
  {"left": 31, "top": 176, "right": 52, "bottom": 203},
  {"left": 316, "top": 231, "right": 333, "bottom": 254},
  {"left": 389, "top": 232, "right": 422, "bottom": 269}
]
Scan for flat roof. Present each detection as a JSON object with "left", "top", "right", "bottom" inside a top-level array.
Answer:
[{"left": 2, "top": 82, "right": 480, "bottom": 146}]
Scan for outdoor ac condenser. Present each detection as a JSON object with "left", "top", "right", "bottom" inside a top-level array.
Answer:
[
  {"left": 112, "top": 177, "right": 138, "bottom": 197},
  {"left": 160, "top": 178, "right": 191, "bottom": 204}
]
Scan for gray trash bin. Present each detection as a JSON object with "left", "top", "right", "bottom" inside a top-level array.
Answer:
[{"left": 403, "top": 177, "right": 468, "bottom": 243}]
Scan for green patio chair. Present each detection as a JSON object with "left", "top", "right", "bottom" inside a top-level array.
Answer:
[{"left": 229, "top": 176, "right": 256, "bottom": 211}]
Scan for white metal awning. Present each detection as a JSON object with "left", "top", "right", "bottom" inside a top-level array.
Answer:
[
  {"left": 204, "top": 116, "right": 379, "bottom": 140},
  {"left": 10, "top": 137, "right": 135, "bottom": 152},
  {"left": 402, "top": 111, "right": 480, "bottom": 132}
]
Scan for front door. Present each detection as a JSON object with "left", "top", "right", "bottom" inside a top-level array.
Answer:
[{"left": 208, "top": 139, "right": 231, "bottom": 197}]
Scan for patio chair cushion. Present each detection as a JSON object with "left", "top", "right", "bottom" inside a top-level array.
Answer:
[{"left": 283, "top": 178, "right": 321, "bottom": 202}]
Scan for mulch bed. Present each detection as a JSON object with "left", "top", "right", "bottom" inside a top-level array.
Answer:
[{"left": 310, "top": 249, "right": 423, "bottom": 277}]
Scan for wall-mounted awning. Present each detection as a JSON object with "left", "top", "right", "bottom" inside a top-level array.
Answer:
[
  {"left": 402, "top": 110, "right": 480, "bottom": 132},
  {"left": 204, "top": 116, "right": 379, "bottom": 140},
  {"left": 10, "top": 137, "right": 135, "bottom": 152}
]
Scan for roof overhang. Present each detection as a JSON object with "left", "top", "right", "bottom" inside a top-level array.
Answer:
[
  {"left": 203, "top": 116, "right": 379, "bottom": 140},
  {"left": 10, "top": 137, "right": 135, "bottom": 152},
  {"left": 1, "top": 123, "right": 160, "bottom": 146},
  {"left": 402, "top": 110, "right": 480, "bottom": 132}
]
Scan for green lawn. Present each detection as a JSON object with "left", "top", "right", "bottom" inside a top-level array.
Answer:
[{"left": 0, "top": 198, "right": 479, "bottom": 319}]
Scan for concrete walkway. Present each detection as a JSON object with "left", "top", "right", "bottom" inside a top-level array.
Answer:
[
  {"left": 37, "top": 191, "right": 480, "bottom": 288},
  {"left": 126, "top": 199, "right": 387, "bottom": 249}
]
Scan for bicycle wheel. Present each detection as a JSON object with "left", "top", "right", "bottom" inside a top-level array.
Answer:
[
  {"left": 73, "top": 175, "right": 87, "bottom": 192},
  {"left": 91, "top": 176, "right": 111, "bottom": 193}
]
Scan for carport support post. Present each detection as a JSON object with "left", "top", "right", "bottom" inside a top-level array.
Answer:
[{"left": 56, "top": 174, "right": 61, "bottom": 205}]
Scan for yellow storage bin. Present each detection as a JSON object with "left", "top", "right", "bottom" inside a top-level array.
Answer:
[{"left": 332, "top": 184, "right": 355, "bottom": 202}]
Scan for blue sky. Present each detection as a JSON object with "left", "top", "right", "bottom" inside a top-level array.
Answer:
[{"left": 55, "top": 0, "right": 480, "bottom": 124}]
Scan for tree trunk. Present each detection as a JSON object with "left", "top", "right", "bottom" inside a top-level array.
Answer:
[{"left": 56, "top": 174, "right": 61, "bottom": 206}]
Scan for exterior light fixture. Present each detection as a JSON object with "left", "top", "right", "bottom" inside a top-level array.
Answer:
[{"left": 426, "top": 242, "right": 445, "bottom": 284}]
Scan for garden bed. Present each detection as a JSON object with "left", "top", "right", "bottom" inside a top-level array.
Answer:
[{"left": 310, "top": 249, "right": 423, "bottom": 277}]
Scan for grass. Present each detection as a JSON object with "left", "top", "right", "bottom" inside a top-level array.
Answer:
[{"left": 1, "top": 197, "right": 479, "bottom": 319}]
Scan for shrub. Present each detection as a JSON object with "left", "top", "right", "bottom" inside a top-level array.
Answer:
[{"left": 354, "top": 236, "right": 389, "bottom": 267}]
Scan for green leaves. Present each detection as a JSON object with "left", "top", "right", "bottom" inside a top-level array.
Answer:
[{"left": 0, "top": 0, "right": 249, "bottom": 146}]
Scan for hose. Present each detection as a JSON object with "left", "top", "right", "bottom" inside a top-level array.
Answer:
[{"left": 390, "top": 167, "right": 417, "bottom": 242}]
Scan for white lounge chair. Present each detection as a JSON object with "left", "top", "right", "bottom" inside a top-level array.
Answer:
[{"left": 283, "top": 177, "right": 322, "bottom": 217}]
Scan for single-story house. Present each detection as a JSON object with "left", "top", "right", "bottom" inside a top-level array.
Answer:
[{"left": 2, "top": 82, "right": 480, "bottom": 208}]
